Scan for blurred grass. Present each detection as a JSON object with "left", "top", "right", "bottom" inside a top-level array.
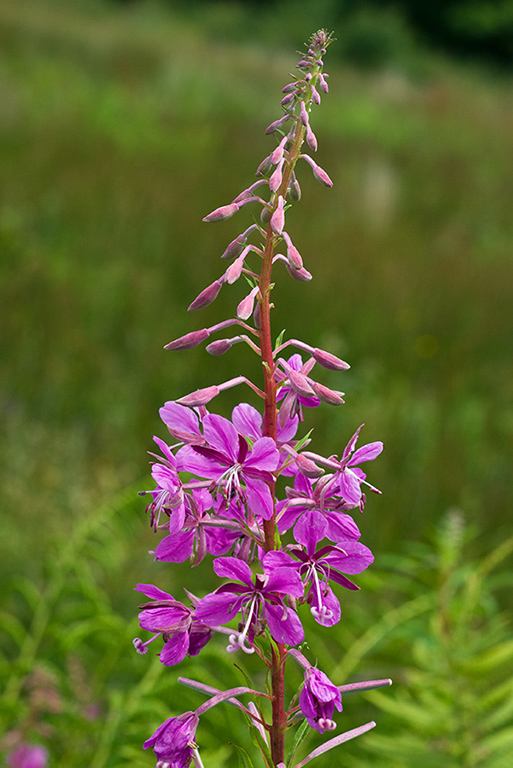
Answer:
[
  {"left": 1, "top": 0, "right": 512, "bottom": 559},
  {"left": 1, "top": 0, "right": 513, "bottom": 761}
]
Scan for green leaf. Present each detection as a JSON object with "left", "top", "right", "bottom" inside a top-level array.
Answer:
[
  {"left": 287, "top": 717, "right": 311, "bottom": 768},
  {"left": 231, "top": 742, "right": 255, "bottom": 768},
  {"left": 274, "top": 329, "right": 287, "bottom": 349}
]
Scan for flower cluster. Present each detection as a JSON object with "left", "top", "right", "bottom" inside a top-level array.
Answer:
[{"left": 135, "top": 30, "right": 390, "bottom": 768}]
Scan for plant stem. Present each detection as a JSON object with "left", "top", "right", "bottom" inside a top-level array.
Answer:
[{"left": 259, "top": 117, "right": 306, "bottom": 765}]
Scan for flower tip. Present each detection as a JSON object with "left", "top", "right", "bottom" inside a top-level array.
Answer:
[
  {"left": 177, "top": 385, "right": 220, "bottom": 407},
  {"left": 164, "top": 328, "right": 210, "bottom": 350},
  {"left": 203, "top": 203, "right": 239, "bottom": 222}
]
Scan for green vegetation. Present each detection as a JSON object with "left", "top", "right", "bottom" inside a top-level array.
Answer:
[{"left": 1, "top": 0, "right": 512, "bottom": 763}]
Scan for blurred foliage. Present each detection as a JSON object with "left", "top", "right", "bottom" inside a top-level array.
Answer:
[
  {"left": 142, "top": 0, "right": 513, "bottom": 69},
  {"left": 2, "top": 493, "right": 513, "bottom": 766}
]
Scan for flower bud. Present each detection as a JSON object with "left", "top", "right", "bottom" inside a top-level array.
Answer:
[
  {"left": 221, "top": 234, "right": 246, "bottom": 260},
  {"left": 271, "top": 136, "right": 288, "bottom": 165},
  {"left": 177, "top": 386, "right": 220, "bottom": 407},
  {"left": 269, "top": 159, "right": 284, "bottom": 193},
  {"left": 311, "top": 381, "right": 345, "bottom": 406},
  {"left": 164, "top": 328, "right": 210, "bottom": 350},
  {"left": 286, "top": 264, "right": 312, "bottom": 281},
  {"left": 296, "top": 453, "right": 324, "bottom": 478},
  {"left": 306, "top": 124, "right": 317, "bottom": 152},
  {"left": 265, "top": 115, "right": 291, "bottom": 135},
  {"left": 206, "top": 339, "right": 234, "bottom": 356},
  {"left": 311, "top": 85, "right": 321, "bottom": 105},
  {"left": 261, "top": 207, "right": 271, "bottom": 224},
  {"left": 237, "top": 286, "right": 259, "bottom": 321},
  {"left": 203, "top": 203, "right": 239, "bottom": 222},
  {"left": 288, "top": 174, "right": 301, "bottom": 202},
  {"left": 300, "top": 154, "right": 333, "bottom": 187},
  {"left": 256, "top": 155, "right": 273, "bottom": 176},
  {"left": 286, "top": 368, "right": 316, "bottom": 397},
  {"left": 300, "top": 101, "right": 309, "bottom": 127},
  {"left": 312, "top": 348, "right": 350, "bottom": 371},
  {"left": 283, "top": 231, "right": 303, "bottom": 269},
  {"left": 187, "top": 279, "right": 223, "bottom": 311},
  {"left": 271, "top": 196, "right": 285, "bottom": 235}
]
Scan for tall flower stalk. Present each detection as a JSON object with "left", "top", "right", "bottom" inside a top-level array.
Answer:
[{"left": 135, "top": 31, "right": 390, "bottom": 768}]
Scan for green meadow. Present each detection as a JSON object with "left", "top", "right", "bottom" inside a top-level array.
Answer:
[{"left": 1, "top": 1, "right": 513, "bottom": 765}]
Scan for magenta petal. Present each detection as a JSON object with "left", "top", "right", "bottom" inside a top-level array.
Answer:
[
  {"left": 244, "top": 436, "right": 280, "bottom": 472},
  {"left": 139, "top": 603, "right": 188, "bottom": 632},
  {"left": 203, "top": 414, "right": 239, "bottom": 461},
  {"left": 195, "top": 591, "right": 243, "bottom": 625},
  {"left": 232, "top": 403, "right": 262, "bottom": 439},
  {"left": 265, "top": 602, "right": 304, "bottom": 645},
  {"left": 160, "top": 401, "right": 201, "bottom": 436},
  {"left": 160, "top": 631, "right": 190, "bottom": 666},
  {"left": 176, "top": 445, "right": 223, "bottom": 479},
  {"left": 152, "top": 463, "right": 179, "bottom": 492},
  {"left": 265, "top": 567, "right": 304, "bottom": 598},
  {"left": 351, "top": 441, "right": 383, "bottom": 465},
  {"left": 325, "top": 511, "right": 361, "bottom": 542},
  {"left": 339, "top": 470, "right": 362, "bottom": 506},
  {"left": 262, "top": 550, "right": 297, "bottom": 570},
  {"left": 293, "top": 510, "right": 327, "bottom": 551},
  {"left": 213, "top": 556, "right": 253, "bottom": 585},
  {"left": 245, "top": 477, "right": 274, "bottom": 520},
  {"left": 154, "top": 530, "right": 195, "bottom": 563},
  {"left": 325, "top": 542, "right": 374, "bottom": 574},
  {"left": 342, "top": 424, "right": 363, "bottom": 460},
  {"left": 135, "top": 583, "right": 173, "bottom": 601}
]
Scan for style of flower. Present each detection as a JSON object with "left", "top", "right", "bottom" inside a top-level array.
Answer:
[
  {"left": 176, "top": 414, "right": 279, "bottom": 520},
  {"left": 194, "top": 557, "right": 304, "bottom": 651},
  {"left": 133, "top": 584, "right": 213, "bottom": 665},
  {"left": 143, "top": 711, "right": 199, "bottom": 767},
  {"left": 299, "top": 666, "right": 343, "bottom": 733}
]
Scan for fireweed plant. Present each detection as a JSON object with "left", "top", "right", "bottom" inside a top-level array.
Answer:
[{"left": 135, "top": 31, "right": 391, "bottom": 768}]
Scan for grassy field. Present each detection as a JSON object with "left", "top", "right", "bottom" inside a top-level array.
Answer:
[{"left": 1, "top": 0, "right": 513, "bottom": 764}]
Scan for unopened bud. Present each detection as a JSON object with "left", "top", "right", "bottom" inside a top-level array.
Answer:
[
  {"left": 206, "top": 339, "right": 234, "bottom": 356},
  {"left": 282, "top": 232, "right": 303, "bottom": 269},
  {"left": 286, "top": 368, "right": 316, "bottom": 397},
  {"left": 306, "top": 124, "right": 317, "bottom": 152},
  {"left": 271, "top": 196, "right": 285, "bottom": 235},
  {"left": 296, "top": 453, "right": 324, "bottom": 478},
  {"left": 164, "top": 328, "right": 210, "bottom": 350},
  {"left": 286, "top": 263, "right": 312, "bottom": 281},
  {"left": 288, "top": 174, "right": 301, "bottom": 202},
  {"left": 265, "top": 115, "right": 291, "bottom": 135},
  {"left": 271, "top": 136, "right": 288, "bottom": 165},
  {"left": 203, "top": 203, "right": 239, "bottom": 222},
  {"left": 312, "top": 348, "right": 350, "bottom": 371},
  {"left": 256, "top": 155, "right": 273, "bottom": 176},
  {"left": 300, "top": 154, "right": 333, "bottom": 187},
  {"left": 269, "top": 159, "right": 284, "bottom": 193},
  {"left": 221, "top": 234, "right": 246, "bottom": 260},
  {"left": 311, "top": 381, "right": 345, "bottom": 406},
  {"left": 237, "top": 287, "right": 259, "bottom": 321},
  {"left": 300, "top": 101, "right": 309, "bottom": 127},
  {"left": 188, "top": 280, "right": 223, "bottom": 311},
  {"left": 261, "top": 207, "right": 271, "bottom": 224},
  {"left": 177, "top": 386, "right": 220, "bottom": 407},
  {"left": 311, "top": 85, "right": 321, "bottom": 105}
]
